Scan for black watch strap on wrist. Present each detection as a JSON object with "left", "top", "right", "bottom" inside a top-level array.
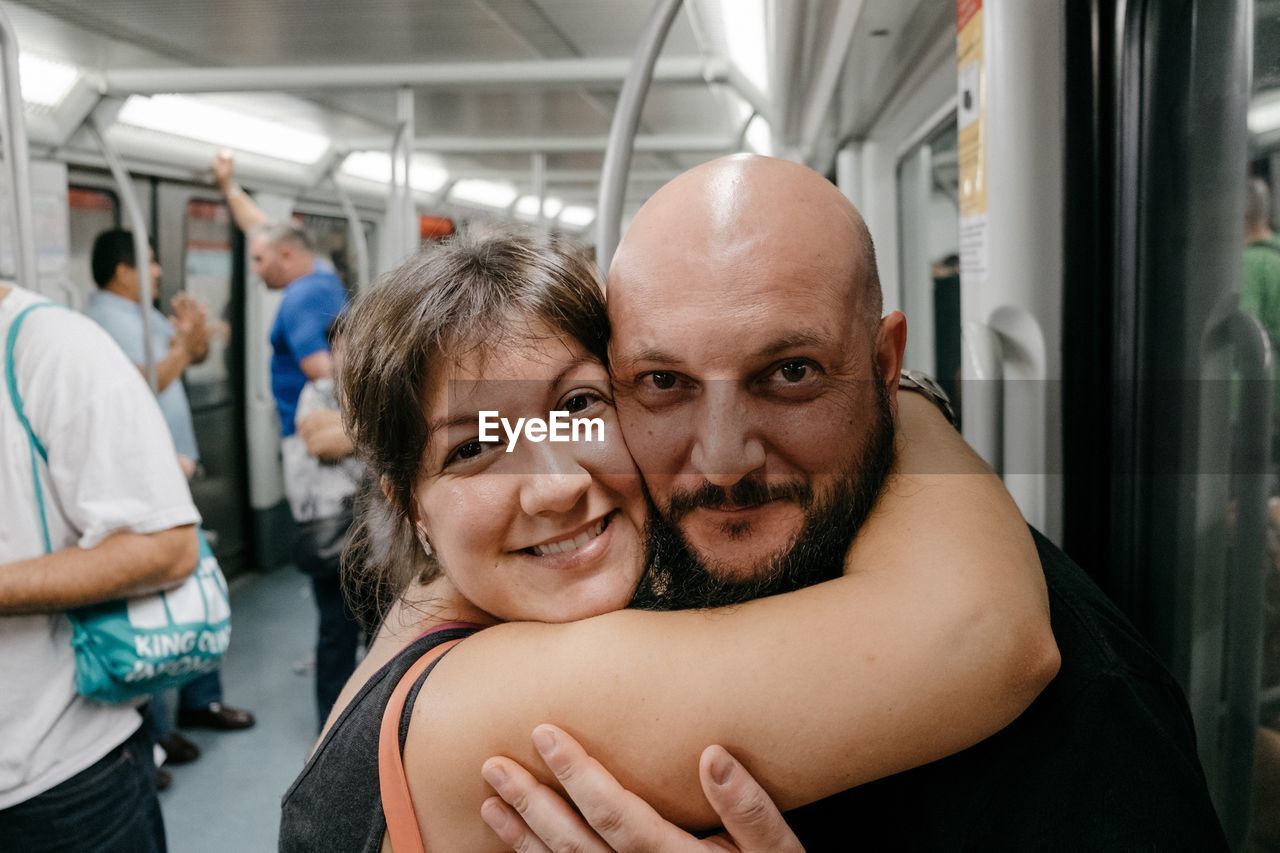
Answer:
[{"left": 898, "top": 370, "right": 959, "bottom": 428}]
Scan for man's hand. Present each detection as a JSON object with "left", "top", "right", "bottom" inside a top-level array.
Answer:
[
  {"left": 170, "top": 293, "right": 210, "bottom": 363},
  {"left": 212, "top": 148, "right": 237, "bottom": 194},
  {"left": 479, "top": 724, "right": 803, "bottom": 852},
  {"left": 298, "top": 408, "right": 354, "bottom": 461}
]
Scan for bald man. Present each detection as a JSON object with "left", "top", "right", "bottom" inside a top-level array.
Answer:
[{"left": 487, "top": 156, "right": 1227, "bottom": 850}]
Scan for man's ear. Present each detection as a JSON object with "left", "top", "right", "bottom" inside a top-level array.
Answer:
[{"left": 875, "top": 311, "right": 907, "bottom": 412}]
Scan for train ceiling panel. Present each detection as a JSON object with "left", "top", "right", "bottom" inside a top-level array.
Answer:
[
  {"left": 0, "top": 0, "right": 922, "bottom": 223},
  {"left": 14, "top": 0, "right": 541, "bottom": 66},
  {"left": 838, "top": 0, "right": 953, "bottom": 140}
]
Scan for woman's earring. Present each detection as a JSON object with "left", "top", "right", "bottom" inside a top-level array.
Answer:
[{"left": 415, "top": 525, "right": 433, "bottom": 557}]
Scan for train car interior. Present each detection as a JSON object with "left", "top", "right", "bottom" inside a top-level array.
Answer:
[{"left": 0, "top": 0, "right": 1278, "bottom": 849}]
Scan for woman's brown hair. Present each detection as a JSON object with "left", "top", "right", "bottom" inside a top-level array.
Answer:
[{"left": 339, "top": 227, "right": 608, "bottom": 632}]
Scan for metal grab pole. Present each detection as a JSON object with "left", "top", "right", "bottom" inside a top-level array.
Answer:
[
  {"left": 532, "top": 152, "right": 546, "bottom": 231},
  {"left": 330, "top": 174, "right": 370, "bottom": 290},
  {"left": 0, "top": 7, "right": 37, "bottom": 293},
  {"left": 1219, "top": 312, "right": 1274, "bottom": 848},
  {"left": 595, "top": 0, "right": 684, "bottom": 274},
  {"left": 396, "top": 88, "right": 416, "bottom": 259},
  {"left": 86, "top": 117, "right": 157, "bottom": 392}
]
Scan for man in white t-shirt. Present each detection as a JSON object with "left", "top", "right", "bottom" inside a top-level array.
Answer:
[{"left": 0, "top": 284, "right": 201, "bottom": 851}]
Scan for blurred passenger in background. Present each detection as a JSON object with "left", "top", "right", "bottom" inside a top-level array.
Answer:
[
  {"left": 0, "top": 283, "right": 199, "bottom": 852},
  {"left": 1244, "top": 176, "right": 1280, "bottom": 457},
  {"left": 212, "top": 152, "right": 359, "bottom": 718},
  {"left": 85, "top": 230, "right": 255, "bottom": 791},
  {"left": 1244, "top": 176, "right": 1280, "bottom": 347},
  {"left": 211, "top": 152, "right": 347, "bottom": 441},
  {"left": 283, "top": 319, "right": 363, "bottom": 726}
]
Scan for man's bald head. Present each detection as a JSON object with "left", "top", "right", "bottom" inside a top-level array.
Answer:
[
  {"left": 609, "top": 154, "right": 881, "bottom": 332},
  {"left": 605, "top": 154, "right": 905, "bottom": 600}
]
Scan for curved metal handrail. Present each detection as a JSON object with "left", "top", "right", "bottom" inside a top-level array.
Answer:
[
  {"left": 0, "top": 6, "right": 36, "bottom": 294},
  {"left": 595, "top": 0, "right": 684, "bottom": 274},
  {"left": 86, "top": 116, "right": 157, "bottom": 392},
  {"left": 329, "top": 171, "right": 370, "bottom": 291},
  {"left": 960, "top": 319, "right": 1004, "bottom": 473},
  {"left": 1218, "top": 311, "right": 1275, "bottom": 847}
]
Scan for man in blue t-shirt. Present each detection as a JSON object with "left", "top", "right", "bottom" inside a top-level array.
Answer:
[{"left": 250, "top": 222, "right": 348, "bottom": 436}]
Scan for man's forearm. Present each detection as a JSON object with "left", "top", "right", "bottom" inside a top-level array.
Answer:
[
  {"left": 222, "top": 185, "right": 270, "bottom": 233},
  {"left": 139, "top": 343, "right": 191, "bottom": 393},
  {"left": 0, "top": 525, "right": 198, "bottom": 615}
]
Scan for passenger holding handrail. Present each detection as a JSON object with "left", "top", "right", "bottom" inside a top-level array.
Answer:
[
  {"left": 212, "top": 148, "right": 270, "bottom": 234},
  {"left": 211, "top": 150, "right": 360, "bottom": 725},
  {"left": 0, "top": 283, "right": 199, "bottom": 851},
  {"left": 278, "top": 224, "right": 1060, "bottom": 852}
]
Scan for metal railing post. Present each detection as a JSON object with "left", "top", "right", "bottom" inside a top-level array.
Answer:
[
  {"left": 329, "top": 171, "right": 370, "bottom": 291},
  {"left": 0, "top": 6, "right": 37, "bottom": 293},
  {"left": 396, "top": 87, "right": 416, "bottom": 259},
  {"left": 86, "top": 116, "right": 157, "bottom": 392},
  {"left": 595, "top": 0, "right": 684, "bottom": 274},
  {"left": 1218, "top": 312, "right": 1274, "bottom": 847}
]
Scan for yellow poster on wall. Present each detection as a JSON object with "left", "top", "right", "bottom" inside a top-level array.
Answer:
[{"left": 957, "top": 0, "right": 987, "bottom": 280}]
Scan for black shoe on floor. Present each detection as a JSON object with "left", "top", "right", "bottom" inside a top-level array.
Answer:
[
  {"left": 177, "top": 702, "right": 256, "bottom": 731},
  {"left": 158, "top": 731, "right": 201, "bottom": 764}
]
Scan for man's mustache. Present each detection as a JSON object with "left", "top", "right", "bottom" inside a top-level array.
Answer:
[{"left": 665, "top": 478, "right": 813, "bottom": 521}]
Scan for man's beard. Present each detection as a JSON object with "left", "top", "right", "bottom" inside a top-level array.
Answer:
[{"left": 630, "top": 376, "right": 897, "bottom": 611}]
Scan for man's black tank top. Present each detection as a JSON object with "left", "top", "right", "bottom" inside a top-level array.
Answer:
[{"left": 279, "top": 624, "right": 480, "bottom": 853}]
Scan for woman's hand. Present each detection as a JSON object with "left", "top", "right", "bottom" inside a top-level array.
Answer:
[{"left": 480, "top": 725, "right": 803, "bottom": 852}]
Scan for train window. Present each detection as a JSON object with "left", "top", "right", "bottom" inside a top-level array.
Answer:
[
  {"left": 896, "top": 117, "right": 961, "bottom": 422},
  {"left": 66, "top": 186, "right": 119, "bottom": 308},
  {"left": 1246, "top": 0, "right": 1280, "bottom": 842},
  {"left": 291, "top": 211, "right": 376, "bottom": 292},
  {"left": 182, "top": 199, "right": 233, "bottom": 386}
]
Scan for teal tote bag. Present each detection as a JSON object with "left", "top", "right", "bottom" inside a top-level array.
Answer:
[{"left": 6, "top": 301, "right": 232, "bottom": 703}]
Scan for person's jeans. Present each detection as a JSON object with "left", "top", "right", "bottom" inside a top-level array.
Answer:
[
  {"left": 0, "top": 724, "right": 166, "bottom": 852},
  {"left": 147, "top": 670, "right": 224, "bottom": 739},
  {"left": 311, "top": 572, "right": 360, "bottom": 727}
]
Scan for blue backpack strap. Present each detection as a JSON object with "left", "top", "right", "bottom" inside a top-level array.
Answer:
[{"left": 5, "top": 302, "right": 58, "bottom": 553}]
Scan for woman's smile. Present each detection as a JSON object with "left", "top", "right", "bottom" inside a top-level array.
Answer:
[{"left": 516, "top": 510, "right": 618, "bottom": 568}]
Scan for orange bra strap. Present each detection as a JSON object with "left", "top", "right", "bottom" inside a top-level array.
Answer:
[{"left": 378, "top": 638, "right": 463, "bottom": 853}]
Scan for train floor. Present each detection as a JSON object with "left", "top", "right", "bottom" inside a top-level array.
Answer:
[{"left": 158, "top": 565, "right": 325, "bottom": 853}]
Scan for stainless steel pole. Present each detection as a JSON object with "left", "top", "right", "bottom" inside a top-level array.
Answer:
[
  {"left": 396, "top": 87, "right": 416, "bottom": 258},
  {"left": 330, "top": 173, "right": 370, "bottom": 290},
  {"left": 595, "top": 0, "right": 684, "bottom": 274},
  {"left": 86, "top": 116, "right": 157, "bottom": 392},
  {"left": 0, "top": 6, "right": 37, "bottom": 294},
  {"left": 532, "top": 152, "right": 546, "bottom": 231}
]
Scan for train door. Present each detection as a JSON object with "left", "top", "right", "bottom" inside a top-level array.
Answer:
[
  {"left": 65, "top": 170, "right": 150, "bottom": 308},
  {"left": 154, "top": 182, "right": 252, "bottom": 577},
  {"left": 291, "top": 208, "right": 377, "bottom": 293},
  {"left": 1061, "top": 0, "right": 1275, "bottom": 845},
  {"left": 897, "top": 116, "right": 962, "bottom": 419},
  {"left": 65, "top": 185, "right": 119, "bottom": 304}
]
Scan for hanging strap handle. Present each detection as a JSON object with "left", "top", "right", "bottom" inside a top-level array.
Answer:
[
  {"left": 378, "top": 633, "right": 468, "bottom": 853},
  {"left": 5, "top": 302, "right": 57, "bottom": 553}
]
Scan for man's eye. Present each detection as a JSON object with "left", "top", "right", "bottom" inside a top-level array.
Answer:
[
  {"left": 779, "top": 361, "right": 810, "bottom": 382},
  {"left": 646, "top": 372, "right": 677, "bottom": 390}
]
